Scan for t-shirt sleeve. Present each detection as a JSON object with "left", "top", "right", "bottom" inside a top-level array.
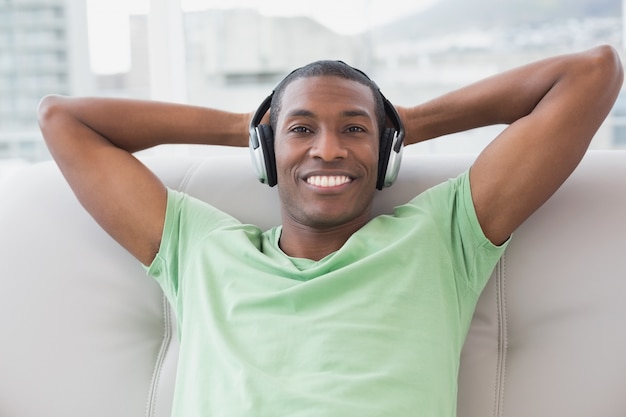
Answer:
[
  {"left": 404, "top": 170, "right": 508, "bottom": 294},
  {"left": 143, "top": 188, "right": 240, "bottom": 303},
  {"left": 455, "top": 170, "right": 509, "bottom": 292}
]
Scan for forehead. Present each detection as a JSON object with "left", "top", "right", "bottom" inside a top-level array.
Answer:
[{"left": 279, "top": 76, "right": 377, "bottom": 119}]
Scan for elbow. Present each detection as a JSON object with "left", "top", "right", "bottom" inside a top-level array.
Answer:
[
  {"left": 37, "top": 94, "right": 68, "bottom": 145},
  {"left": 571, "top": 45, "right": 624, "bottom": 118},
  {"left": 590, "top": 44, "right": 624, "bottom": 92},
  {"left": 37, "top": 94, "right": 63, "bottom": 128}
]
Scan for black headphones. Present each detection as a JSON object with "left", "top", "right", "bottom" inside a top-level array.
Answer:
[{"left": 249, "top": 62, "right": 404, "bottom": 190}]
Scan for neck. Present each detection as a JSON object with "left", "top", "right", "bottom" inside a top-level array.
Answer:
[{"left": 278, "top": 219, "right": 366, "bottom": 261}]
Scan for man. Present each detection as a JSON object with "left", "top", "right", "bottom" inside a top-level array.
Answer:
[{"left": 39, "top": 46, "right": 622, "bottom": 416}]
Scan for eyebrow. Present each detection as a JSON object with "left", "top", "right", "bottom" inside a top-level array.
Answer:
[
  {"left": 341, "top": 109, "right": 371, "bottom": 119},
  {"left": 285, "top": 109, "right": 372, "bottom": 119},
  {"left": 286, "top": 109, "right": 315, "bottom": 118}
]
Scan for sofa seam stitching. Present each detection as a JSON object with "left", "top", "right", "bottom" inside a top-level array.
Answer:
[
  {"left": 492, "top": 254, "right": 508, "bottom": 417},
  {"left": 178, "top": 159, "right": 203, "bottom": 192},
  {"left": 144, "top": 293, "right": 173, "bottom": 417}
]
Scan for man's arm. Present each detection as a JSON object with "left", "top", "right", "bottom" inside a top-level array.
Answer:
[
  {"left": 398, "top": 45, "right": 623, "bottom": 245},
  {"left": 38, "top": 96, "right": 250, "bottom": 265}
]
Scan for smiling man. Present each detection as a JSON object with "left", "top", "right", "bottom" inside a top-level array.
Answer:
[{"left": 38, "top": 46, "right": 622, "bottom": 417}]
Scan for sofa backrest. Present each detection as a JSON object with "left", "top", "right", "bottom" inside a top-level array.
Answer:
[{"left": 0, "top": 150, "right": 625, "bottom": 417}]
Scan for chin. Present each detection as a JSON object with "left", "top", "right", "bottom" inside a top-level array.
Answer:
[
  {"left": 280, "top": 188, "right": 374, "bottom": 230},
  {"left": 300, "top": 208, "right": 370, "bottom": 230}
]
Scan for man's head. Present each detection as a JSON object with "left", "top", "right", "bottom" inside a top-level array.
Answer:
[{"left": 249, "top": 61, "right": 404, "bottom": 190}]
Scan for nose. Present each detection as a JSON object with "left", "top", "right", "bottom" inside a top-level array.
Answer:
[{"left": 309, "top": 130, "right": 348, "bottom": 161}]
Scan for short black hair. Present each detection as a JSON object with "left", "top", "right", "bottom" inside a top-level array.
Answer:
[{"left": 269, "top": 60, "right": 386, "bottom": 136}]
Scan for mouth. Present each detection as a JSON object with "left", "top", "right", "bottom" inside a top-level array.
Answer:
[{"left": 305, "top": 175, "right": 353, "bottom": 188}]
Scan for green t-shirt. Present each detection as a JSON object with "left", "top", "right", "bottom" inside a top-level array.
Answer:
[{"left": 146, "top": 171, "right": 507, "bottom": 417}]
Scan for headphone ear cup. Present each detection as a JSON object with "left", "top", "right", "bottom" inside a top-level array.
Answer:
[
  {"left": 257, "top": 124, "right": 278, "bottom": 187},
  {"left": 377, "top": 128, "right": 395, "bottom": 190}
]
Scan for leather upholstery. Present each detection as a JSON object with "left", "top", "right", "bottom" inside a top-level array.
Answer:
[{"left": 1, "top": 150, "right": 624, "bottom": 416}]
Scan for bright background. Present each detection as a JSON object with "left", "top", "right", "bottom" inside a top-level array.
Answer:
[{"left": 86, "top": 0, "right": 436, "bottom": 74}]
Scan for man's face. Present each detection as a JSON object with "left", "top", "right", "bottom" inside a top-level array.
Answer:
[{"left": 274, "top": 75, "right": 380, "bottom": 231}]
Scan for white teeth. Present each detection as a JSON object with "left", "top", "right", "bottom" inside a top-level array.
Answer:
[{"left": 306, "top": 175, "right": 351, "bottom": 187}]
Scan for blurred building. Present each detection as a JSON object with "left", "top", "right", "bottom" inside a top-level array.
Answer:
[
  {"left": 0, "top": 0, "right": 92, "bottom": 161},
  {"left": 117, "top": 9, "right": 366, "bottom": 110}
]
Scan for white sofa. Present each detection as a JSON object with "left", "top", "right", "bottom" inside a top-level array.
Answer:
[{"left": 1, "top": 150, "right": 625, "bottom": 417}]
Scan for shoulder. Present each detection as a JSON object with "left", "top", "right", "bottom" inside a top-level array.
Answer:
[
  {"left": 161, "top": 188, "right": 245, "bottom": 248},
  {"left": 396, "top": 171, "right": 469, "bottom": 216}
]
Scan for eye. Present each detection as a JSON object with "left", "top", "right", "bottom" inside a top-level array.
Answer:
[
  {"left": 290, "top": 126, "right": 312, "bottom": 134},
  {"left": 346, "top": 126, "right": 366, "bottom": 133}
]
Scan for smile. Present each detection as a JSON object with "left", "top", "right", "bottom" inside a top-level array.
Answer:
[{"left": 306, "top": 175, "right": 352, "bottom": 187}]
